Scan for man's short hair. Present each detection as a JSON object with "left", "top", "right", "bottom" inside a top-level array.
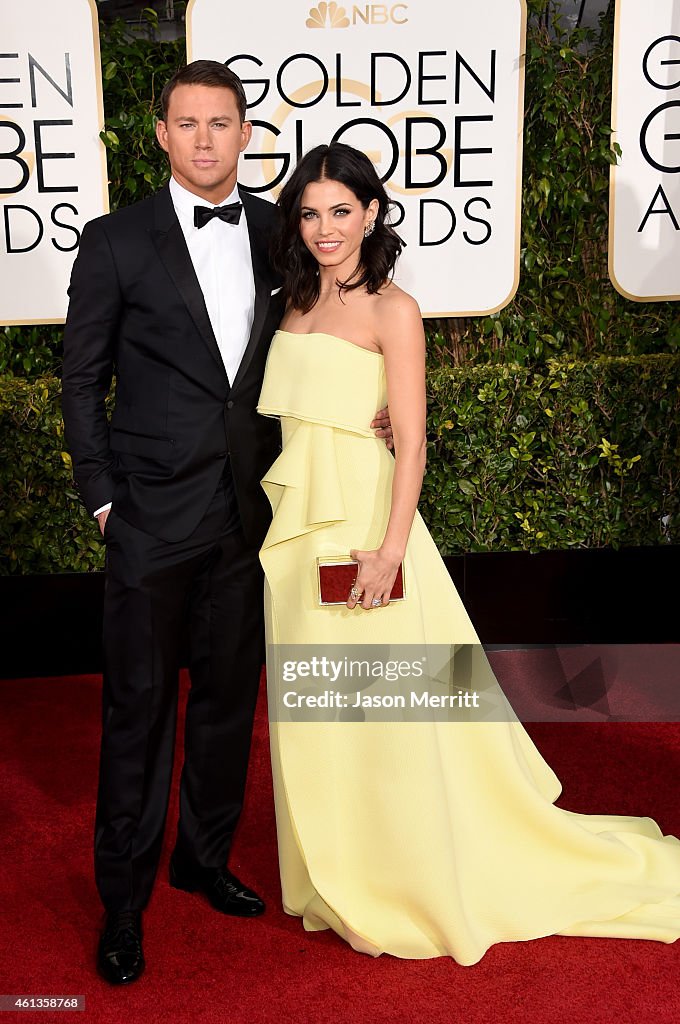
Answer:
[{"left": 160, "top": 60, "right": 248, "bottom": 123}]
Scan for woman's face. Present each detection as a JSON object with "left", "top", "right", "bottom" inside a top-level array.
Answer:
[{"left": 298, "top": 177, "right": 378, "bottom": 280}]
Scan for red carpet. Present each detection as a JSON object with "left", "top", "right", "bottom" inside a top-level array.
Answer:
[{"left": 0, "top": 669, "right": 679, "bottom": 1024}]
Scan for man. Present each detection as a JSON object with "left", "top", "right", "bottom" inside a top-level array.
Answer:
[
  {"left": 62, "top": 61, "right": 285, "bottom": 985},
  {"left": 63, "top": 59, "right": 391, "bottom": 985}
]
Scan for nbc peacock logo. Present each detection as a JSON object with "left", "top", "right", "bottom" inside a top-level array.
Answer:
[{"left": 306, "top": 2, "right": 350, "bottom": 28}]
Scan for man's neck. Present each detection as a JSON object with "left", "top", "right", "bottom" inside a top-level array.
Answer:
[{"left": 170, "top": 174, "right": 239, "bottom": 206}]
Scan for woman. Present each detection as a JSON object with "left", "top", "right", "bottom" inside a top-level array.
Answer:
[{"left": 257, "top": 143, "right": 680, "bottom": 964}]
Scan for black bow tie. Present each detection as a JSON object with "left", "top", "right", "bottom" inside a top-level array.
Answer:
[{"left": 194, "top": 201, "right": 243, "bottom": 229}]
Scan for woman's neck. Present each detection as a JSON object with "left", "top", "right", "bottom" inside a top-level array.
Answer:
[{"left": 317, "top": 260, "right": 359, "bottom": 297}]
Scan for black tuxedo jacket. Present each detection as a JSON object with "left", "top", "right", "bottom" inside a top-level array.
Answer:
[{"left": 62, "top": 184, "right": 285, "bottom": 546}]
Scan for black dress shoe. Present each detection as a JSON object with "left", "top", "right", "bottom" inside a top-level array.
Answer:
[
  {"left": 97, "top": 910, "right": 145, "bottom": 985},
  {"left": 169, "top": 854, "right": 265, "bottom": 917}
]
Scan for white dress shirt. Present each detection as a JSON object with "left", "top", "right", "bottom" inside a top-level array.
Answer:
[
  {"left": 169, "top": 175, "right": 255, "bottom": 384},
  {"left": 94, "top": 176, "right": 255, "bottom": 519}
]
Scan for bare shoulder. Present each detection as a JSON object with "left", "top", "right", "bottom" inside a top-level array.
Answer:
[
  {"left": 375, "top": 281, "right": 421, "bottom": 319},
  {"left": 372, "top": 283, "right": 424, "bottom": 350}
]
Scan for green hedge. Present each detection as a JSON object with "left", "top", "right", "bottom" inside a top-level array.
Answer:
[
  {"left": 1, "top": 355, "right": 677, "bottom": 574},
  {"left": 422, "top": 354, "right": 679, "bottom": 553},
  {"left": 0, "top": 378, "right": 104, "bottom": 574}
]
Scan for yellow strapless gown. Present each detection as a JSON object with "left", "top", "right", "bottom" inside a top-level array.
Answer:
[{"left": 257, "top": 330, "right": 680, "bottom": 965}]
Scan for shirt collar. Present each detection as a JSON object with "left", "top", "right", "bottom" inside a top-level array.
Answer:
[{"left": 169, "top": 176, "right": 240, "bottom": 220}]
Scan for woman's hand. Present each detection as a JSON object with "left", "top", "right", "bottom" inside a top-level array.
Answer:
[{"left": 347, "top": 547, "right": 402, "bottom": 610}]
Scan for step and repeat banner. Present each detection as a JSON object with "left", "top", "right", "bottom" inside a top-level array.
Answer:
[
  {"left": 2, "top": 0, "right": 680, "bottom": 326},
  {"left": 610, "top": 1, "right": 680, "bottom": 302},
  {"left": 0, "top": 0, "right": 108, "bottom": 325},
  {"left": 187, "top": 0, "right": 527, "bottom": 317}
]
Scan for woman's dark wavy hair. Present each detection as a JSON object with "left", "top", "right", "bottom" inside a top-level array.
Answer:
[{"left": 271, "top": 143, "right": 403, "bottom": 313}]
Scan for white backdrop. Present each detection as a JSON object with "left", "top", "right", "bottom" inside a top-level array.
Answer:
[
  {"left": 187, "top": 0, "right": 527, "bottom": 316},
  {"left": 0, "top": 0, "right": 108, "bottom": 325},
  {"left": 610, "top": 0, "right": 680, "bottom": 302}
]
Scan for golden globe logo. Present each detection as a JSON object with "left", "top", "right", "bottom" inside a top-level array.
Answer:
[{"left": 306, "top": 2, "right": 408, "bottom": 28}]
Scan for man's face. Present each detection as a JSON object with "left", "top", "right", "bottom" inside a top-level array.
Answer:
[{"left": 156, "top": 83, "right": 252, "bottom": 202}]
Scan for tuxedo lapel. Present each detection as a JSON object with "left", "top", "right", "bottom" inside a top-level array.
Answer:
[
  {"left": 149, "top": 186, "right": 227, "bottom": 378},
  {"left": 231, "top": 188, "right": 274, "bottom": 394}
]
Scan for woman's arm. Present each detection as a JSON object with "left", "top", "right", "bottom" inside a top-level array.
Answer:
[{"left": 349, "top": 290, "right": 426, "bottom": 609}]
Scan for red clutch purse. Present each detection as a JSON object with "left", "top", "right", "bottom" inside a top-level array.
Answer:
[{"left": 316, "top": 557, "right": 405, "bottom": 606}]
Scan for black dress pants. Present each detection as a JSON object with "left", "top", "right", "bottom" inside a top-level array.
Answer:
[{"left": 95, "top": 475, "right": 264, "bottom": 911}]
